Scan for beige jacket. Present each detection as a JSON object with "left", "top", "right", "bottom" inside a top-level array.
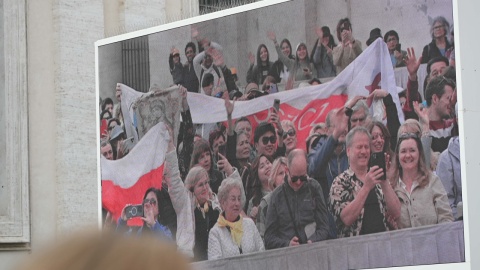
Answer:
[
  {"left": 332, "top": 40, "right": 362, "bottom": 74},
  {"left": 394, "top": 174, "right": 453, "bottom": 229}
]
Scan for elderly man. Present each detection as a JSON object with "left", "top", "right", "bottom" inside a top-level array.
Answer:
[
  {"left": 265, "top": 149, "right": 329, "bottom": 249},
  {"left": 329, "top": 127, "right": 400, "bottom": 238}
]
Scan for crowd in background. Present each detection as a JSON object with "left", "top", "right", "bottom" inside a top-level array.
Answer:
[{"left": 99, "top": 15, "right": 461, "bottom": 261}]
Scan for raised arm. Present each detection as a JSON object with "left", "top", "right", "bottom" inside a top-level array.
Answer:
[
  {"left": 268, "top": 31, "right": 294, "bottom": 71},
  {"left": 164, "top": 128, "right": 194, "bottom": 258}
]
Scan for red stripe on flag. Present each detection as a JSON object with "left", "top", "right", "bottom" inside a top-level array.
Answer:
[{"left": 102, "top": 164, "right": 164, "bottom": 226}]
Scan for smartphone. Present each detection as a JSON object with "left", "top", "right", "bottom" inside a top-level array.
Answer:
[
  {"left": 368, "top": 152, "right": 386, "bottom": 180},
  {"left": 125, "top": 204, "right": 144, "bottom": 219},
  {"left": 217, "top": 144, "right": 226, "bottom": 159},
  {"left": 273, "top": 99, "right": 280, "bottom": 112},
  {"left": 214, "top": 91, "right": 224, "bottom": 98},
  {"left": 395, "top": 43, "right": 401, "bottom": 52},
  {"left": 269, "top": 84, "right": 278, "bottom": 93}
]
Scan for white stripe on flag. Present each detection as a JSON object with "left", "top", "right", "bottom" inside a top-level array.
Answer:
[{"left": 101, "top": 122, "right": 169, "bottom": 189}]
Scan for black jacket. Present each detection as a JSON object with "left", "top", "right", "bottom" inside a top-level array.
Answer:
[{"left": 264, "top": 178, "right": 329, "bottom": 249}]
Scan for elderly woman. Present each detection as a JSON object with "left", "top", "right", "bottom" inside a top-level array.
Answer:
[
  {"left": 421, "top": 16, "right": 452, "bottom": 64},
  {"left": 208, "top": 177, "right": 264, "bottom": 260},
  {"left": 247, "top": 44, "right": 274, "bottom": 86},
  {"left": 164, "top": 132, "right": 239, "bottom": 261},
  {"left": 268, "top": 31, "right": 316, "bottom": 82},
  {"left": 393, "top": 133, "right": 454, "bottom": 228},
  {"left": 281, "top": 120, "right": 298, "bottom": 156},
  {"left": 190, "top": 139, "right": 224, "bottom": 193},
  {"left": 256, "top": 156, "right": 287, "bottom": 238}
]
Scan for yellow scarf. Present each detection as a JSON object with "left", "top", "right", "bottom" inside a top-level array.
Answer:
[
  {"left": 196, "top": 201, "right": 210, "bottom": 219},
  {"left": 216, "top": 214, "right": 243, "bottom": 247}
]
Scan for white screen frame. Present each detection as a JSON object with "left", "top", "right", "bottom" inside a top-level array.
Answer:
[{"left": 95, "top": 0, "right": 480, "bottom": 269}]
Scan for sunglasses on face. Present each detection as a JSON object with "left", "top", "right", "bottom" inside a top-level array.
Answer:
[
  {"left": 143, "top": 198, "right": 157, "bottom": 205},
  {"left": 261, "top": 135, "right": 277, "bottom": 145},
  {"left": 399, "top": 132, "right": 419, "bottom": 139},
  {"left": 372, "top": 133, "right": 384, "bottom": 140},
  {"left": 291, "top": 174, "right": 308, "bottom": 183},
  {"left": 282, "top": 129, "right": 296, "bottom": 139}
]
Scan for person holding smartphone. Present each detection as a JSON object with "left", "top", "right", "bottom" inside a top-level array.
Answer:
[
  {"left": 117, "top": 187, "right": 173, "bottom": 240},
  {"left": 329, "top": 127, "right": 400, "bottom": 237},
  {"left": 384, "top": 30, "right": 407, "bottom": 68},
  {"left": 332, "top": 18, "right": 362, "bottom": 74}
]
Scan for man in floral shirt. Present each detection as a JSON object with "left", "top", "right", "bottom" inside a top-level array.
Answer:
[{"left": 329, "top": 127, "right": 400, "bottom": 237}]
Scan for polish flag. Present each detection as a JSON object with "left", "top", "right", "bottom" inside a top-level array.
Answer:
[
  {"left": 101, "top": 122, "right": 170, "bottom": 225},
  {"left": 186, "top": 39, "right": 404, "bottom": 147}
]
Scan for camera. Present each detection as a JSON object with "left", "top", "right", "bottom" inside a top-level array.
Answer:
[{"left": 125, "top": 204, "right": 144, "bottom": 219}]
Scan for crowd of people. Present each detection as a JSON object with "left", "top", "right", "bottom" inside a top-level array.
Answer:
[{"left": 99, "top": 15, "right": 461, "bottom": 262}]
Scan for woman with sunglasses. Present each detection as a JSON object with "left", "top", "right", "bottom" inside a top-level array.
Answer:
[
  {"left": 368, "top": 121, "right": 395, "bottom": 156},
  {"left": 117, "top": 187, "right": 173, "bottom": 240},
  {"left": 392, "top": 133, "right": 453, "bottom": 229},
  {"left": 281, "top": 120, "right": 298, "bottom": 156},
  {"left": 267, "top": 31, "right": 316, "bottom": 82},
  {"left": 244, "top": 154, "right": 273, "bottom": 222},
  {"left": 246, "top": 44, "right": 273, "bottom": 86}
]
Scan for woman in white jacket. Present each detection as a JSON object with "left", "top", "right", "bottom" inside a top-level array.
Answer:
[{"left": 164, "top": 130, "right": 239, "bottom": 261}]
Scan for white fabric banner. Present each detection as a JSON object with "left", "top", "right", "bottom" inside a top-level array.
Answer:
[{"left": 187, "top": 38, "right": 404, "bottom": 124}]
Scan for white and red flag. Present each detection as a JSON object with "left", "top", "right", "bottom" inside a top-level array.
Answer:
[
  {"left": 186, "top": 39, "right": 404, "bottom": 148},
  {"left": 101, "top": 122, "right": 170, "bottom": 225}
]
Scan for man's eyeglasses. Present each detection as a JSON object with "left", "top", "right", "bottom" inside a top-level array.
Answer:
[
  {"left": 282, "top": 129, "right": 296, "bottom": 139},
  {"left": 291, "top": 175, "right": 308, "bottom": 183},
  {"left": 143, "top": 198, "right": 157, "bottom": 206},
  {"left": 261, "top": 135, "right": 277, "bottom": 145}
]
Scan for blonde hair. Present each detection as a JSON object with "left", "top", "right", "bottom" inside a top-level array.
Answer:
[
  {"left": 185, "top": 166, "right": 209, "bottom": 192},
  {"left": 217, "top": 177, "right": 246, "bottom": 207},
  {"left": 268, "top": 157, "right": 287, "bottom": 190},
  {"left": 16, "top": 229, "right": 190, "bottom": 270}
]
